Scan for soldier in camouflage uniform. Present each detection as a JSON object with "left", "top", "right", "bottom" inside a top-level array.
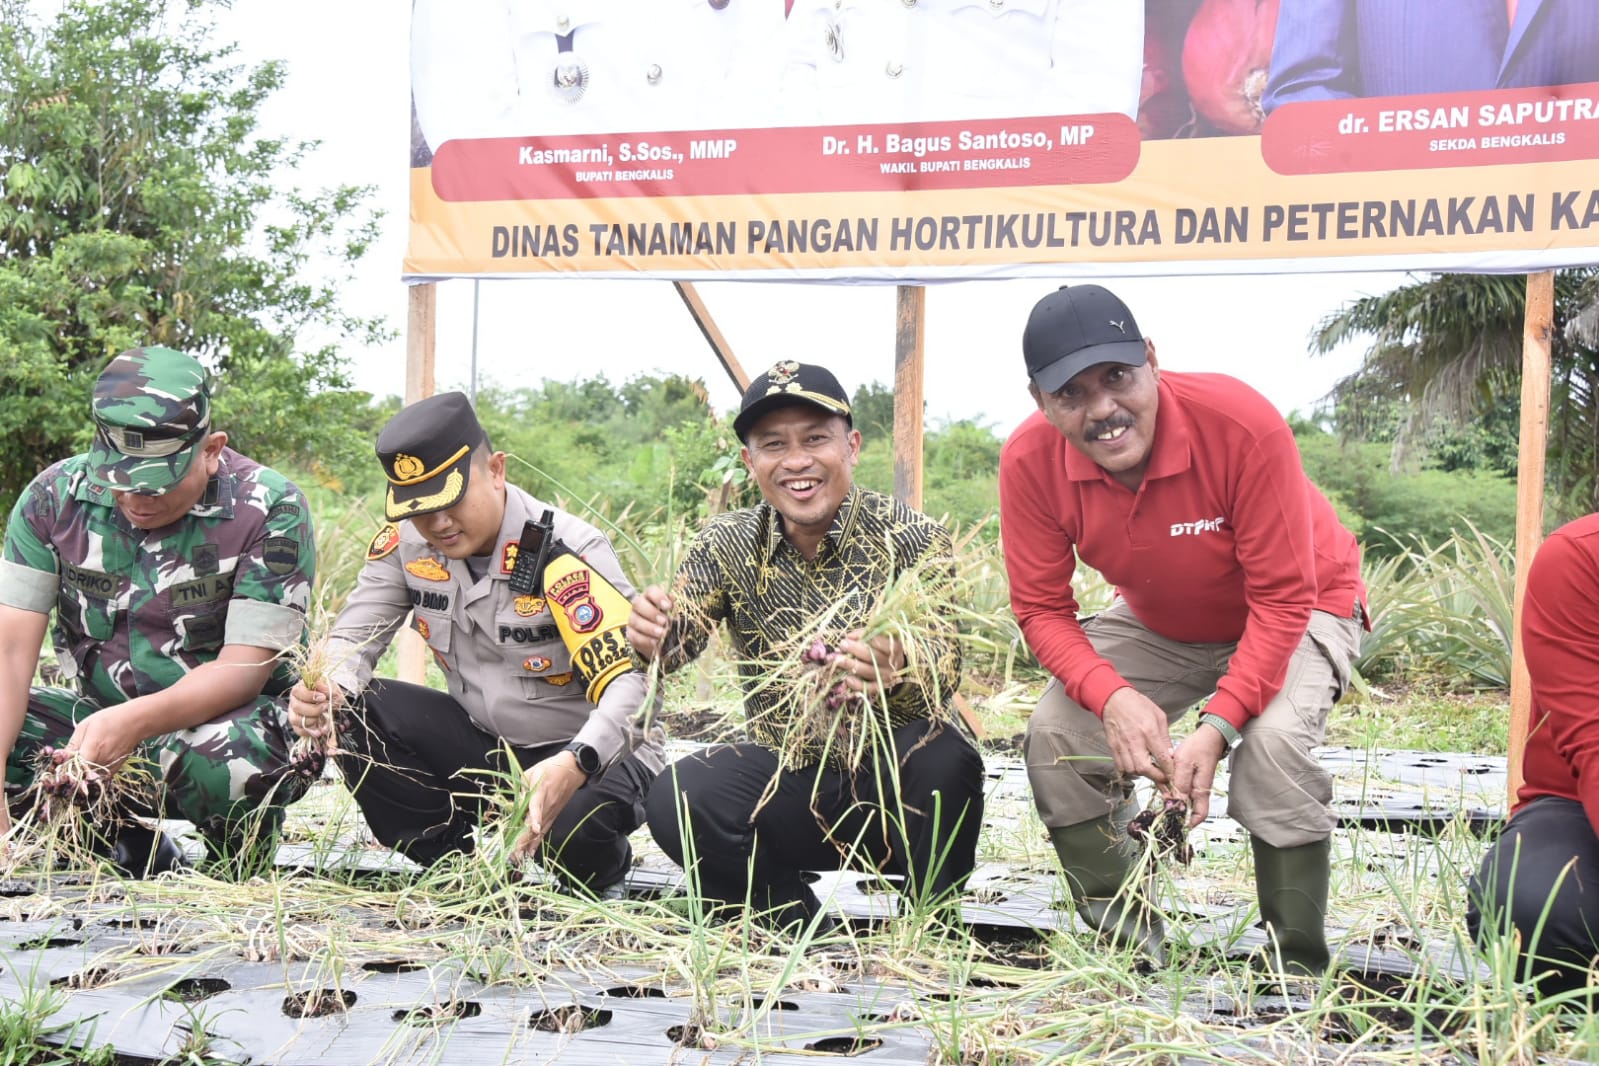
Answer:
[{"left": 0, "top": 347, "right": 316, "bottom": 874}]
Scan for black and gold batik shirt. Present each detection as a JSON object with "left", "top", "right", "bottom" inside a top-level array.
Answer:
[{"left": 659, "top": 486, "right": 962, "bottom": 769}]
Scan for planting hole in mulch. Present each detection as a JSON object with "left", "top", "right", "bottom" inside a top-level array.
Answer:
[
  {"left": 102, "top": 917, "right": 158, "bottom": 930},
  {"left": 805, "top": 1036, "right": 884, "bottom": 1055},
  {"left": 927, "top": 976, "right": 1020, "bottom": 1001},
  {"left": 970, "top": 925, "right": 1051, "bottom": 969},
  {"left": 667, "top": 1023, "right": 720, "bottom": 1049},
  {"left": 394, "top": 1001, "right": 482, "bottom": 1025},
  {"left": 1322, "top": 969, "right": 1468, "bottom": 1041},
  {"left": 602, "top": 983, "right": 666, "bottom": 998},
  {"left": 529, "top": 1005, "right": 612, "bottom": 1032},
  {"left": 283, "top": 989, "right": 356, "bottom": 1018},
  {"left": 0, "top": 880, "right": 36, "bottom": 897},
  {"left": 749, "top": 997, "right": 800, "bottom": 1011},
  {"left": 16, "top": 935, "right": 79, "bottom": 951},
  {"left": 163, "top": 977, "right": 230, "bottom": 1003},
  {"left": 51, "top": 967, "right": 111, "bottom": 990},
  {"left": 362, "top": 959, "right": 423, "bottom": 974},
  {"left": 136, "top": 938, "right": 189, "bottom": 956}
]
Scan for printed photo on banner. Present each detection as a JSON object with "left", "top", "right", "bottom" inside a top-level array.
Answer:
[{"left": 405, "top": 0, "right": 1599, "bottom": 281}]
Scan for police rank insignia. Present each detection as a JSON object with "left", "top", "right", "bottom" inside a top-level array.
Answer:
[
  {"left": 405, "top": 557, "right": 451, "bottom": 582},
  {"left": 415, "top": 618, "right": 431, "bottom": 641},
  {"left": 368, "top": 523, "right": 401, "bottom": 560},
  {"left": 500, "top": 541, "right": 519, "bottom": 575},
  {"left": 514, "top": 595, "right": 545, "bottom": 617}
]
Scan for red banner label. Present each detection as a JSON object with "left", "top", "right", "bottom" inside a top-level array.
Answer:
[
  {"left": 430, "top": 114, "right": 1140, "bottom": 202},
  {"left": 1263, "top": 82, "right": 1599, "bottom": 176}
]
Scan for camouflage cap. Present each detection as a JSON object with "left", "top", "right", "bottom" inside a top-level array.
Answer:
[{"left": 85, "top": 347, "right": 213, "bottom": 494}]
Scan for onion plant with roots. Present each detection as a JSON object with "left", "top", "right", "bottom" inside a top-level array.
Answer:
[
  {"left": 745, "top": 531, "right": 990, "bottom": 819},
  {"left": 8, "top": 745, "right": 157, "bottom": 872}
]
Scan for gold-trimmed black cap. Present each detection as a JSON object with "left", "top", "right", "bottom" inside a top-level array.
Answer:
[
  {"left": 375, "top": 392, "right": 488, "bottom": 521},
  {"left": 732, "top": 360, "right": 853, "bottom": 442}
]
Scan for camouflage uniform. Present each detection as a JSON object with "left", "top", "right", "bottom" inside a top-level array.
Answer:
[{"left": 0, "top": 348, "right": 316, "bottom": 848}]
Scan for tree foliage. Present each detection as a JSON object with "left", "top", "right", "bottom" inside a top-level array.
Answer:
[
  {"left": 0, "top": 0, "right": 388, "bottom": 516},
  {"left": 1311, "top": 269, "right": 1599, "bottom": 521},
  {"left": 1294, "top": 422, "right": 1518, "bottom": 557}
]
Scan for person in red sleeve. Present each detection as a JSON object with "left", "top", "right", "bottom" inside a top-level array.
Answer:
[
  {"left": 1467, "top": 515, "right": 1599, "bottom": 996},
  {"left": 999, "top": 284, "right": 1367, "bottom": 974}
]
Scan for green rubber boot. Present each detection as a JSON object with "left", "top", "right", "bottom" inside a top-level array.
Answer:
[
  {"left": 1251, "top": 836, "right": 1332, "bottom": 977},
  {"left": 1048, "top": 814, "right": 1165, "bottom": 963}
]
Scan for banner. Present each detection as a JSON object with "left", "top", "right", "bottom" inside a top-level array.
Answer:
[{"left": 404, "top": 0, "right": 1599, "bottom": 282}]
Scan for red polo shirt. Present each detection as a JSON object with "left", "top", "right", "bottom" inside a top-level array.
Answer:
[
  {"left": 999, "top": 371, "right": 1364, "bottom": 729},
  {"left": 1516, "top": 513, "right": 1599, "bottom": 834}
]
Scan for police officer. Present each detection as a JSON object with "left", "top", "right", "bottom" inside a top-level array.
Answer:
[
  {"left": 289, "top": 392, "right": 663, "bottom": 892},
  {"left": 410, "top": 0, "right": 783, "bottom": 156},
  {"left": 0, "top": 346, "right": 317, "bottom": 875},
  {"left": 781, "top": 0, "right": 1144, "bottom": 125}
]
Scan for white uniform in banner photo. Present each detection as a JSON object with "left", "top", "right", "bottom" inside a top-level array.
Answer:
[
  {"left": 781, "top": 0, "right": 1143, "bottom": 126},
  {"left": 411, "top": 0, "right": 785, "bottom": 154}
]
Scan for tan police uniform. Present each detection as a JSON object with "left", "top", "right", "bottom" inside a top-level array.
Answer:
[
  {"left": 316, "top": 389, "right": 662, "bottom": 883},
  {"left": 327, "top": 483, "right": 663, "bottom": 777}
]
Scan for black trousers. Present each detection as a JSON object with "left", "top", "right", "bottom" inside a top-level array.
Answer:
[
  {"left": 1467, "top": 795, "right": 1599, "bottom": 996},
  {"left": 645, "top": 717, "right": 985, "bottom": 930},
  {"left": 336, "top": 679, "right": 654, "bottom": 888}
]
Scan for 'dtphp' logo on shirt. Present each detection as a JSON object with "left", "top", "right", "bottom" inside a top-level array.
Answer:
[{"left": 1170, "top": 516, "right": 1227, "bottom": 537}]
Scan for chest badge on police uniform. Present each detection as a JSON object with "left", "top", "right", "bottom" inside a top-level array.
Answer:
[
  {"left": 416, "top": 618, "right": 431, "bottom": 641},
  {"left": 523, "top": 656, "right": 552, "bottom": 673},
  {"left": 514, "top": 595, "right": 545, "bottom": 617},
  {"left": 544, "top": 671, "right": 575, "bottom": 686},
  {"left": 368, "top": 523, "right": 401, "bottom": 560},
  {"left": 405, "top": 557, "right": 451, "bottom": 582}
]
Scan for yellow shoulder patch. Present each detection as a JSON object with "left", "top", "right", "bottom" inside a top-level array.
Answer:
[{"left": 367, "top": 523, "right": 401, "bottom": 561}]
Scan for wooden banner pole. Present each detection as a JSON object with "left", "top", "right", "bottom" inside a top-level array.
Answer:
[
  {"left": 674, "top": 281, "right": 750, "bottom": 392},
  {"left": 1506, "top": 270, "right": 1555, "bottom": 806},
  {"left": 893, "top": 285, "right": 926, "bottom": 511},
  {"left": 398, "top": 282, "right": 439, "bottom": 685}
]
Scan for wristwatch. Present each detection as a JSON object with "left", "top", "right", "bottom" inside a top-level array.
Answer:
[
  {"left": 1198, "top": 713, "right": 1243, "bottom": 752},
  {"left": 563, "top": 740, "right": 602, "bottom": 781}
]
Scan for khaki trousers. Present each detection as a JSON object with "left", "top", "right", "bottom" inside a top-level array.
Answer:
[{"left": 1023, "top": 600, "right": 1362, "bottom": 848}]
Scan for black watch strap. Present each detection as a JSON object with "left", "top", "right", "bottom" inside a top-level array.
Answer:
[{"left": 563, "top": 740, "right": 602, "bottom": 780}]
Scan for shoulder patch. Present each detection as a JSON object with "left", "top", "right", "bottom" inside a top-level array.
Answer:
[
  {"left": 263, "top": 536, "right": 299, "bottom": 576},
  {"left": 367, "top": 523, "right": 401, "bottom": 561}
]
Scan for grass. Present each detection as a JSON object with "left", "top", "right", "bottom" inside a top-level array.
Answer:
[
  {"left": 1329, "top": 682, "right": 1511, "bottom": 755},
  {"left": 0, "top": 484, "right": 1571, "bottom": 1062},
  {"left": 0, "top": 708, "right": 1586, "bottom": 1064}
]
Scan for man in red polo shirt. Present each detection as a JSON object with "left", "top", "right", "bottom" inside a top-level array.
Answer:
[
  {"left": 1468, "top": 515, "right": 1599, "bottom": 996},
  {"left": 999, "top": 284, "right": 1366, "bottom": 974}
]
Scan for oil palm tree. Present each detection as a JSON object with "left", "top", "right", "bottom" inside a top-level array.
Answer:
[{"left": 1311, "top": 270, "right": 1599, "bottom": 522}]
